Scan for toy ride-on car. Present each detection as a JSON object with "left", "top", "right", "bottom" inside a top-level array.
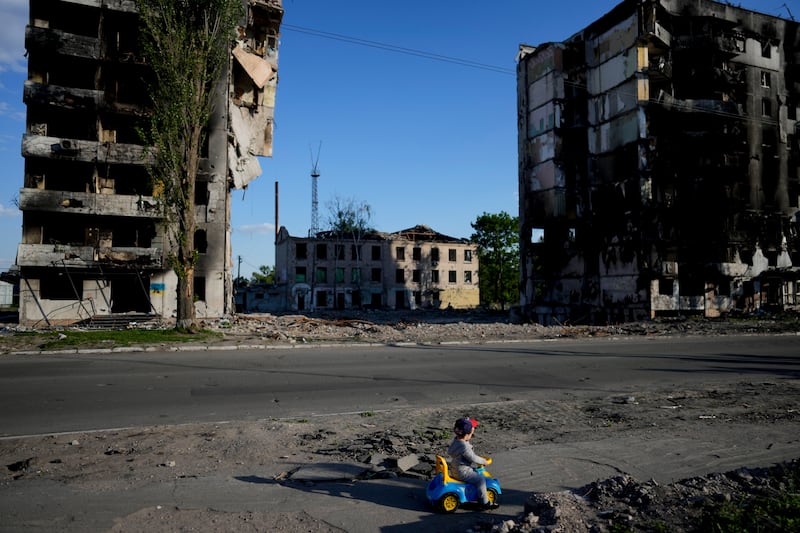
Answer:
[{"left": 426, "top": 455, "right": 501, "bottom": 513}]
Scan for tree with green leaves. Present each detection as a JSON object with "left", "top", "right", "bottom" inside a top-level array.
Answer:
[
  {"left": 136, "top": 0, "right": 243, "bottom": 330},
  {"left": 251, "top": 265, "right": 275, "bottom": 285},
  {"left": 470, "top": 211, "right": 520, "bottom": 310}
]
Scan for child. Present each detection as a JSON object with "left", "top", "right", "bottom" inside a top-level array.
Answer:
[{"left": 447, "top": 417, "right": 499, "bottom": 510}]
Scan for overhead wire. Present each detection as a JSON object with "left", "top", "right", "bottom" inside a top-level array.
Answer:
[
  {"left": 282, "top": 23, "right": 778, "bottom": 125},
  {"left": 281, "top": 23, "right": 516, "bottom": 75}
]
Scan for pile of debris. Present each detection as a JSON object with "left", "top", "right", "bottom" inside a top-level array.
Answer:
[{"left": 477, "top": 460, "right": 800, "bottom": 533}]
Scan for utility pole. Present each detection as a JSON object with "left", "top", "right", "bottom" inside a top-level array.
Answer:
[{"left": 237, "top": 255, "right": 242, "bottom": 284}]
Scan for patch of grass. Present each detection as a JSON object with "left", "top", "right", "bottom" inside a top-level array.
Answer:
[
  {"left": 36, "top": 329, "right": 222, "bottom": 350},
  {"left": 700, "top": 491, "right": 800, "bottom": 533},
  {"left": 360, "top": 411, "right": 376, "bottom": 417}
]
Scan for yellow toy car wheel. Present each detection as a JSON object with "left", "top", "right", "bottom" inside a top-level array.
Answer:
[{"left": 436, "top": 492, "right": 460, "bottom": 513}]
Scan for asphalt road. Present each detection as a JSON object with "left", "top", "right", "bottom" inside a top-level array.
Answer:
[
  {"left": 1, "top": 334, "right": 799, "bottom": 437},
  {"left": 1, "top": 335, "right": 798, "bottom": 532}
]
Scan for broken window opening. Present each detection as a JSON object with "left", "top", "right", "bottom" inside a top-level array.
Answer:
[
  {"left": 335, "top": 267, "right": 344, "bottom": 283},
  {"left": 334, "top": 244, "right": 345, "bottom": 261},
  {"left": 371, "top": 268, "right": 381, "bottom": 282},
  {"left": 413, "top": 247, "right": 421, "bottom": 261},
  {"left": 464, "top": 249, "right": 472, "bottom": 263},
  {"left": 432, "top": 270, "right": 440, "bottom": 283},
  {"left": 412, "top": 269, "right": 421, "bottom": 283},
  {"left": 760, "top": 71, "right": 771, "bottom": 88},
  {"left": 295, "top": 266, "right": 306, "bottom": 282},
  {"left": 762, "top": 98, "right": 772, "bottom": 117},
  {"left": 315, "top": 290, "right": 328, "bottom": 307},
  {"left": 351, "top": 267, "right": 361, "bottom": 284},
  {"left": 316, "top": 243, "right": 327, "bottom": 260},
  {"left": 371, "top": 245, "right": 381, "bottom": 261},
  {"left": 448, "top": 270, "right": 457, "bottom": 283},
  {"left": 315, "top": 267, "right": 327, "bottom": 283},
  {"left": 431, "top": 248, "right": 440, "bottom": 262},
  {"left": 395, "top": 269, "right": 404, "bottom": 283},
  {"left": 448, "top": 249, "right": 457, "bottom": 262},
  {"left": 194, "top": 229, "right": 207, "bottom": 254},
  {"left": 659, "top": 278, "right": 674, "bottom": 295},
  {"left": 194, "top": 181, "right": 209, "bottom": 206},
  {"left": 296, "top": 243, "right": 307, "bottom": 260},
  {"left": 41, "top": 274, "right": 83, "bottom": 300},
  {"left": 194, "top": 276, "right": 206, "bottom": 302},
  {"left": 396, "top": 247, "right": 405, "bottom": 261}
]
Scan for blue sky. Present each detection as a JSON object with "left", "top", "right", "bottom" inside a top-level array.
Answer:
[{"left": 0, "top": 1, "right": 791, "bottom": 278}]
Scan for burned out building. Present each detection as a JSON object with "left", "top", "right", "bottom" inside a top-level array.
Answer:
[
  {"left": 16, "top": 0, "right": 282, "bottom": 326},
  {"left": 275, "top": 225, "right": 479, "bottom": 311},
  {"left": 517, "top": 0, "right": 800, "bottom": 324}
]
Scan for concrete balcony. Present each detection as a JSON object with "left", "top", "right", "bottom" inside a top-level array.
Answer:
[
  {"left": 16, "top": 243, "right": 162, "bottom": 269},
  {"left": 22, "top": 134, "right": 155, "bottom": 166},
  {"left": 18, "top": 188, "right": 162, "bottom": 219}
]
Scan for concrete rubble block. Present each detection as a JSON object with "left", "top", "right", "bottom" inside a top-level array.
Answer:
[
  {"left": 394, "top": 453, "right": 419, "bottom": 472},
  {"left": 368, "top": 452, "right": 390, "bottom": 466}
]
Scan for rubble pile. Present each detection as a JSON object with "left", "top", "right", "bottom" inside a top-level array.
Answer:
[
  {"left": 205, "top": 310, "right": 800, "bottom": 347},
  {"left": 473, "top": 460, "right": 800, "bottom": 533}
]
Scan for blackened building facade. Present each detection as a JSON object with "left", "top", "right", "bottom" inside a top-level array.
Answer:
[{"left": 517, "top": 0, "right": 800, "bottom": 323}]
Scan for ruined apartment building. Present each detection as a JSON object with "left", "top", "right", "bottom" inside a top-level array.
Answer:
[
  {"left": 517, "top": 0, "right": 800, "bottom": 324},
  {"left": 16, "top": 0, "right": 282, "bottom": 326},
  {"left": 274, "top": 225, "right": 479, "bottom": 312}
]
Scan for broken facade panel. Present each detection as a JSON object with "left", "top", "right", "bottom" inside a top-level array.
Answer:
[
  {"left": 517, "top": 0, "right": 800, "bottom": 324},
  {"left": 15, "top": 0, "right": 283, "bottom": 326},
  {"left": 274, "top": 225, "right": 479, "bottom": 312}
]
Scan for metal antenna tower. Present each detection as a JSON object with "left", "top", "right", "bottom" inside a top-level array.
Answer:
[{"left": 309, "top": 142, "right": 322, "bottom": 235}]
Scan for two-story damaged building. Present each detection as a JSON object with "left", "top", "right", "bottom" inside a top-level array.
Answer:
[
  {"left": 16, "top": 0, "right": 282, "bottom": 326},
  {"left": 517, "top": 0, "right": 800, "bottom": 324},
  {"left": 275, "top": 225, "right": 479, "bottom": 311}
]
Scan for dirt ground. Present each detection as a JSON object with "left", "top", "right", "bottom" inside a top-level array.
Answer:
[{"left": 1, "top": 311, "right": 799, "bottom": 532}]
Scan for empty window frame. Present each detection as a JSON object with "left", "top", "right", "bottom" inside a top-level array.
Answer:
[
  {"left": 431, "top": 248, "right": 440, "bottom": 262},
  {"left": 41, "top": 275, "right": 83, "bottom": 299},
  {"left": 464, "top": 249, "right": 472, "bottom": 263},
  {"left": 761, "top": 71, "right": 771, "bottom": 88},
  {"left": 351, "top": 267, "right": 361, "bottom": 283},
  {"left": 334, "top": 244, "right": 345, "bottom": 261},
  {"left": 395, "top": 269, "right": 405, "bottom": 283},
  {"left": 396, "top": 247, "right": 405, "bottom": 261},
  {"left": 315, "top": 267, "right": 327, "bottom": 283},
  {"left": 432, "top": 270, "right": 439, "bottom": 283},
  {"left": 448, "top": 270, "right": 457, "bottom": 283},
  {"left": 371, "top": 268, "right": 381, "bottom": 282},
  {"left": 448, "top": 249, "right": 457, "bottom": 262},
  {"left": 295, "top": 266, "right": 307, "bottom": 282},
  {"left": 316, "top": 243, "right": 327, "bottom": 260},
  {"left": 762, "top": 98, "right": 772, "bottom": 117},
  {"left": 371, "top": 245, "right": 381, "bottom": 261},
  {"left": 296, "top": 243, "right": 307, "bottom": 260},
  {"left": 464, "top": 271, "right": 472, "bottom": 284},
  {"left": 412, "top": 247, "right": 421, "bottom": 261},
  {"left": 194, "top": 276, "right": 206, "bottom": 302}
]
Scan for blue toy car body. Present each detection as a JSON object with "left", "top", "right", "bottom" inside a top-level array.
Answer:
[{"left": 426, "top": 455, "right": 501, "bottom": 513}]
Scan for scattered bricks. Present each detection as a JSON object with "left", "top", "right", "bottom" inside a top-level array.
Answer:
[{"left": 394, "top": 453, "right": 419, "bottom": 472}]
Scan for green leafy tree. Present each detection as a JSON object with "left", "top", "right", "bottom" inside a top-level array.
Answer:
[
  {"left": 470, "top": 211, "right": 520, "bottom": 310},
  {"left": 136, "top": 0, "right": 243, "bottom": 330},
  {"left": 251, "top": 265, "right": 275, "bottom": 285}
]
